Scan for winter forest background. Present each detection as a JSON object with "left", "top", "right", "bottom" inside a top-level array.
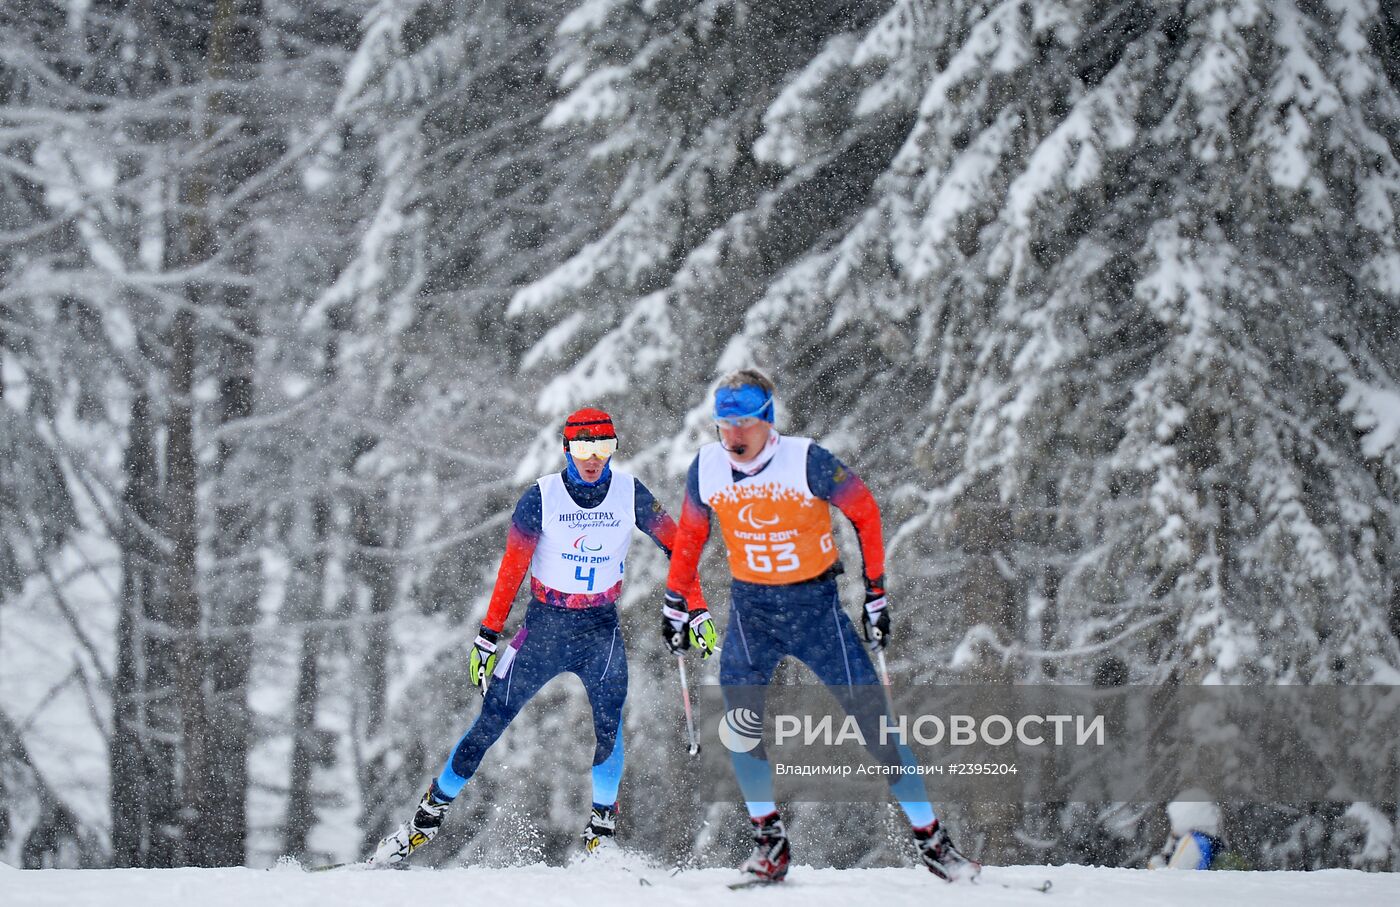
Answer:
[{"left": 3, "top": 0, "right": 1400, "bottom": 874}]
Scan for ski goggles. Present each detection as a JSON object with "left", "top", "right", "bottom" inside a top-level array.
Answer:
[
  {"left": 567, "top": 437, "right": 618, "bottom": 460},
  {"left": 714, "top": 415, "right": 765, "bottom": 429},
  {"left": 714, "top": 384, "right": 774, "bottom": 427}
]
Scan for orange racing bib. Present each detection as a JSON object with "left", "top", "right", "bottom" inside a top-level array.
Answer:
[{"left": 697, "top": 436, "right": 837, "bottom": 585}]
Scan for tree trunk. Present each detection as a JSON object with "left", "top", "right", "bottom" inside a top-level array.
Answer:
[
  {"left": 164, "top": 0, "right": 264, "bottom": 865},
  {"left": 346, "top": 436, "right": 399, "bottom": 855},
  {"left": 165, "top": 299, "right": 210, "bottom": 865},
  {"left": 353, "top": 482, "right": 395, "bottom": 739},
  {"left": 200, "top": 0, "right": 265, "bottom": 864},
  {"left": 203, "top": 300, "right": 259, "bottom": 865},
  {"left": 282, "top": 498, "right": 331, "bottom": 858},
  {"left": 110, "top": 391, "right": 185, "bottom": 867}
]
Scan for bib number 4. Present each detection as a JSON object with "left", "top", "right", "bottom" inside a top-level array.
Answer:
[
  {"left": 744, "top": 542, "right": 800, "bottom": 573},
  {"left": 574, "top": 565, "right": 597, "bottom": 591}
]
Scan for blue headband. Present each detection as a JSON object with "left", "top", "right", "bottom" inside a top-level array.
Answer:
[{"left": 714, "top": 384, "right": 774, "bottom": 423}]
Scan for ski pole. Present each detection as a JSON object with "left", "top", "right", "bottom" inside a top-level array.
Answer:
[{"left": 677, "top": 655, "right": 701, "bottom": 756}]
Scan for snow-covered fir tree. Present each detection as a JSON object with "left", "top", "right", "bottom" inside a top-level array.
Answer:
[{"left": 515, "top": 0, "right": 1400, "bottom": 867}]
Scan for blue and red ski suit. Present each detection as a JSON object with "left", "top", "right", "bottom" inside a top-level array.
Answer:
[
  {"left": 434, "top": 464, "right": 701, "bottom": 809},
  {"left": 664, "top": 435, "right": 935, "bottom": 826}
]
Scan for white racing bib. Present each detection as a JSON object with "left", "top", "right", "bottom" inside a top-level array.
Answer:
[{"left": 530, "top": 471, "right": 636, "bottom": 595}]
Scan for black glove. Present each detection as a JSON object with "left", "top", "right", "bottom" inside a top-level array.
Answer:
[
  {"left": 662, "top": 594, "right": 690, "bottom": 654},
  {"left": 860, "top": 579, "right": 890, "bottom": 649}
]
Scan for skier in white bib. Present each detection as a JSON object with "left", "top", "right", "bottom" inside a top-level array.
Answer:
[{"left": 371, "top": 408, "right": 705, "bottom": 866}]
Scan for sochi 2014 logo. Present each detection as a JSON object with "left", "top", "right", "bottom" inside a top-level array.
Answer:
[{"left": 718, "top": 707, "right": 764, "bottom": 753}]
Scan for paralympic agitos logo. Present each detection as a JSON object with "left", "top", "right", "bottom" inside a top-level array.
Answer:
[
  {"left": 738, "top": 503, "right": 779, "bottom": 530},
  {"left": 571, "top": 535, "right": 603, "bottom": 553}
]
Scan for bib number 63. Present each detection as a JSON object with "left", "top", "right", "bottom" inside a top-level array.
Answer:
[{"left": 744, "top": 542, "right": 799, "bottom": 573}]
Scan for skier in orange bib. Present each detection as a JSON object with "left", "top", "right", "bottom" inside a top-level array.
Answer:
[{"left": 661, "top": 369, "right": 980, "bottom": 885}]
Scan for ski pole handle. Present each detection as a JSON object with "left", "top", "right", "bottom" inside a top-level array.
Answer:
[{"left": 677, "top": 655, "right": 700, "bottom": 756}]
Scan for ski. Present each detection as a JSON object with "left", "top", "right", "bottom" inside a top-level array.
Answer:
[
  {"left": 727, "top": 877, "right": 785, "bottom": 890},
  {"left": 303, "top": 861, "right": 378, "bottom": 872},
  {"left": 975, "top": 877, "right": 1052, "bottom": 894}
]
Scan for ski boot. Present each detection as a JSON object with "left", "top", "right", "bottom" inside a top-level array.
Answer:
[
  {"left": 738, "top": 812, "right": 790, "bottom": 883},
  {"left": 370, "top": 782, "right": 452, "bottom": 867},
  {"left": 913, "top": 820, "right": 981, "bottom": 882},
  {"left": 581, "top": 803, "right": 617, "bottom": 854}
]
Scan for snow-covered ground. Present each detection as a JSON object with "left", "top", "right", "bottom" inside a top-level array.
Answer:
[{"left": 4, "top": 862, "right": 1400, "bottom": 907}]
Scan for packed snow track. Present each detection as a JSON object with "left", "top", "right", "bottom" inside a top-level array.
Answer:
[{"left": 4, "top": 861, "right": 1399, "bottom": 906}]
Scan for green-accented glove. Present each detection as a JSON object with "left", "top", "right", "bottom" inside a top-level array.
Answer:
[
  {"left": 469, "top": 626, "right": 500, "bottom": 692},
  {"left": 688, "top": 609, "right": 718, "bottom": 659}
]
